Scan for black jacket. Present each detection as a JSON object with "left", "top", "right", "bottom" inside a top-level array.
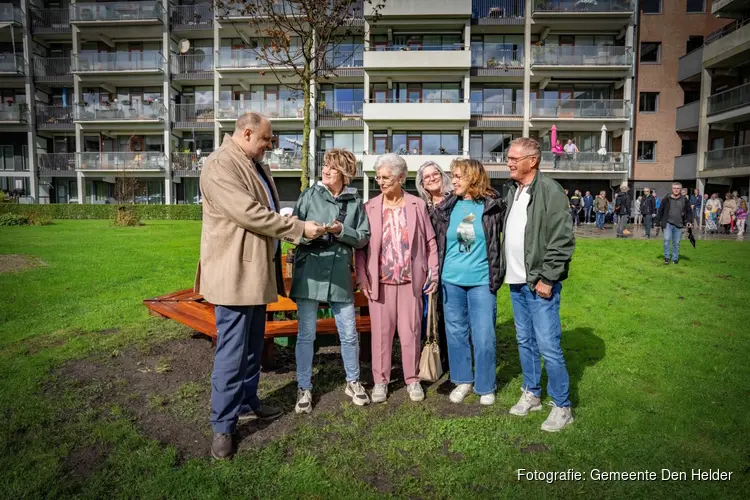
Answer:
[
  {"left": 640, "top": 195, "right": 656, "bottom": 216},
  {"left": 615, "top": 192, "right": 631, "bottom": 215},
  {"left": 432, "top": 191, "right": 505, "bottom": 294},
  {"left": 658, "top": 195, "right": 691, "bottom": 229}
]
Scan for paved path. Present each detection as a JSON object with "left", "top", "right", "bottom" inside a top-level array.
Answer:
[{"left": 573, "top": 223, "right": 748, "bottom": 241}]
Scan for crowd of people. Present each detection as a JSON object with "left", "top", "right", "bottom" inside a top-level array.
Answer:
[{"left": 197, "top": 112, "right": 576, "bottom": 460}]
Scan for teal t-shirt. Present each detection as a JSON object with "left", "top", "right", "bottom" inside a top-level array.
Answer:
[{"left": 441, "top": 200, "right": 489, "bottom": 287}]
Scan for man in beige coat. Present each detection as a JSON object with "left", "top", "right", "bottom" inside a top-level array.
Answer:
[{"left": 197, "top": 112, "right": 325, "bottom": 459}]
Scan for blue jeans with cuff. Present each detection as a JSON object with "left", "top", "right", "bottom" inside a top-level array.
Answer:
[{"left": 663, "top": 222, "right": 682, "bottom": 262}]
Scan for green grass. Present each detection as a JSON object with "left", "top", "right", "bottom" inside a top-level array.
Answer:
[{"left": 1, "top": 220, "right": 749, "bottom": 499}]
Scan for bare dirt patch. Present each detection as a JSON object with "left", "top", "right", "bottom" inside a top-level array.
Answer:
[
  {"left": 63, "top": 443, "right": 112, "bottom": 480},
  {"left": 0, "top": 254, "right": 47, "bottom": 273}
]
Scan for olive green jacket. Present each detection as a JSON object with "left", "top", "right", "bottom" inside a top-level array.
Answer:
[
  {"left": 289, "top": 183, "right": 370, "bottom": 303},
  {"left": 500, "top": 171, "right": 575, "bottom": 288}
]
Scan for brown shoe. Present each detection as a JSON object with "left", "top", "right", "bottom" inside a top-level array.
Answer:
[{"left": 211, "top": 432, "right": 234, "bottom": 460}]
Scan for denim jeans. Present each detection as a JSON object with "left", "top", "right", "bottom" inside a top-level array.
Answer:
[
  {"left": 584, "top": 207, "right": 593, "bottom": 224},
  {"left": 595, "top": 211, "right": 605, "bottom": 229},
  {"left": 442, "top": 282, "right": 497, "bottom": 395},
  {"left": 509, "top": 283, "right": 570, "bottom": 407},
  {"left": 644, "top": 214, "right": 653, "bottom": 237},
  {"left": 296, "top": 299, "right": 359, "bottom": 390},
  {"left": 663, "top": 222, "right": 682, "bottom": 262},
  {"left": 617, "top": 212, "right": 628, "bottom": 235},
  {"left": 211, "top": 305, "right": 266, "bottom": 434}
]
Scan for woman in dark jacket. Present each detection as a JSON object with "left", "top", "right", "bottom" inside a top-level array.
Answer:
[{"left": 432, "top": 159, "right": 504, "bottom": 406}]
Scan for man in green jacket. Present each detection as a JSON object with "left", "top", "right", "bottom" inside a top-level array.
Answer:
[{"left": 501, "top": 137, "right": 576, "bottom": 432}]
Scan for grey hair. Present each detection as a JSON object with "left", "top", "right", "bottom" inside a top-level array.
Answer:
[
  {"left": 234, "top": 111, "right": 267, "bottom": 132},
  {"left": 374, "top": 153, "right": 408, "bottom": 180},
  {"left": 620, "top": 182, "right": 629, "bottom": 191},
  {"left": 415, "top": 161, "right": 453, "bottom": 204},
  {"left": 672, "top": 182, "right": 683, "bottom": 188}
]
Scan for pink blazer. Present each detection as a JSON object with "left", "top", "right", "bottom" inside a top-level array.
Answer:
[{"left": 355, "top": 193, "right": 438, "bottom": 301}]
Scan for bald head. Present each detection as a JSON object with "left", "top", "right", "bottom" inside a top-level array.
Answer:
[{"left": 233, "top": 112, "right": 272, "bottom": 162}]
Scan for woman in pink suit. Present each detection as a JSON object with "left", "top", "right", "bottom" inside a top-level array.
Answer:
[{"left": 355, "top": 153, "right": 439, "bottom": 404}]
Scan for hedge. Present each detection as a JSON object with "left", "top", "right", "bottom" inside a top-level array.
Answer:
[{"left": 0, "top": 203, "right": 202, "bottom": 220}]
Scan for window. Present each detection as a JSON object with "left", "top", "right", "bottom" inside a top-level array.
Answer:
[
  {"left": 637, "top": 141, "right": 656, "bottom": 161},
  {"left": 639, "top": 92, "right": 659, "bottom": 113},
  {"left": 686, "top": 36, "right": 704, "bottom": 54},
  {"left": 684, "top": 89, "right": 700, "bottom": 104},
  {"left": 640, "top": 42, "right": 661, "bottom": 63},
  {"left": 641, "top": 0, "right": 661, "bottom": 13},
  {"left": 686, "top": 0, "right": 704, "bottom": 13},
  {"left": 681, "top": 139, "right": 698, "bottom": 155}
]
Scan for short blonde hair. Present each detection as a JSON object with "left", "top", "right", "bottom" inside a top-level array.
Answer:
[
  {"left": 450, "top": 158, "right": 494, "bottom": 200},
  {"left": 323, "top": 148, "right": 357, "bottom": 185}
]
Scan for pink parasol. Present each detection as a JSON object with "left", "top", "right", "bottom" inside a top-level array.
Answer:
[{"left": 550, "top": 125, "right": 557, "bottom": 150}]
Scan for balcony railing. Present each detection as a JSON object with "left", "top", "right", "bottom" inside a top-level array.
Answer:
[
  {"left": 0, "top": 54, "right": 24, "bottom": 74},
  {"left": 708, "top": 83, "right": 750, "bottom": 116},
  {"left": 77, "top": 152, "right": 167, "bottom": 171},
  {"left": 72, "top": 52, "right": 165, "bottom": 72},
  {"left": 219, "top": 1, "right": 303, "bottom": 18},
  {"left": 171, "top": 53, "right": 214, "bottom": 74},
  {"left": 704, "top": 145, "right": 750, "bottom": 170},
  {"left": 70, "top": 2, "right": 164, "bottom": 22},
  {"left": 37, "top": 153, "right": 76, "bottom": 173},
  {"left": 33, "top": 57, "right": 72, "bottom": 81},
  {"left": 540, "top": 151, "right": 628, "bottom": 171},
  {"left": 0, "top": 3, "right": 24, "bottom": 24},
  {"left": 322, "top": 49, "right": 363, "bottom": 69},
  {"left": 31, "top": 8, "right": 70, "bottom": 32},
  {"left": 74, "top": 102, "right": 167, "bottom": 121},
  {"left": 368, "top": 43, "right": 466, "bottom": 52},
  {"left": 533, "top": 0, "right": 634, "bottom": 13},
  {"left": 474, "top": 152, "right": 509, "bottom": 164},
  {"left": 216, "top": 48, "right": 303, "bottom": 69},
  {"left": 473, "top": 0, "right": 526, "bottom": 19},
  {"left": 171, "top": 4, "right": 213, "bottom": 28},
  {"left": 367, "top": 98, "right": 464, "bottom": 104},
  {"left": 531, "top": 99, "right": 630, "bottom": 119},
  {"left": 471, "top": 101, "right": 523, "bottom": 116},
  {"left": 0, "top": 103, "right": 29, "bottom": 122},
  {"left": 216, "top": 100, "right": 304, "bottom": 120},
  {"left": 705, "top": 16, "right": 750, "bottom": 45},
  {"left": 172, "top": 103, "right": 215, "bottom": 123},
  {"left": 471, "top": 46, "right": 524, "bottom": 67},
  {"left": 172, "top": 152, "right": 204, "bottom": 173},
  {"left": 318, "top": 101, "right": 363, "bottom": 118},
  {"left": 531, "top": 45, "right": 632, "bottom": 66},
  {"left": 36, "top": 104, "right": 74, "bottom": 126},
  {"left": 264, "top": 150, "right": 302, "bottom": 170}
]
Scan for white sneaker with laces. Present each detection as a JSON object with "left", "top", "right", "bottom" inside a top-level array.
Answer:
[
  {"left": 371, "top": 383, "right": 388, "bottom": 403},
  {"left": 479, "top": 393, "right": 495, "bottom": 405},
  {"left": 509, "top": 389, "right": 543, "bottom": 416},
  {"left": 344, "top": 381, "right": 370, "bottom": 406},
  {"left": 295, "top": 389, "right": 312, "bottom": 414},
  {"left": 407, "top": 382, "right": 425, "bottom": 402},
  {"left": 541, "top": 402, "right": 574, "bottom": 432},
  {"left": 449, "top": 383, "right": 473, "bottom": 404}
]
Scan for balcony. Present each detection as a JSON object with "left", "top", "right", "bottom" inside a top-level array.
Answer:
[
  {"left": 674, "top": 154, "right": 697, "bottom": 180},
  {"left": 72, "top": 52, "right": 165, "bottom": 74},
  {"left": 70, "top": 2, "right": 164, "bottom": 24},
  {"left": 172, "top": 152, "right": 204, "bottom": 176},
  {"left": 532, "top": 0, "right": 634, "bottom": 14},
  {"left": 540, "top": 152, "right": 628, "bottom": 173},
  {"left": 0, "top": 3, "right": 24, "bottom": 25},
  {"left": 712, "top": 0, "right": 750, "bottom": 17},
  {"left": 704, "top": 145, "right": 750, "bottom": 173},
  {"left": 219, "top": 1, "right": 304, "bottom": 19},
  {"left": 0, "top": 103, "right": 29, "bottom": 123},
  {"left": 33, "top": 57, "right": 72, "bottom": 84},
  {"left": 74, "top": 102, "right": 167, "bottom": 122},
  {"left": 171, "top": 4, "right": 213, "bottom": 30},
  {"left": 703, "top": 17, "right": 750, "bottom": 68},
  {"left": 31, "top": 8, "right": 70, "bottom": 34},
  {"left": 367, "top": 0, "right": 472, "bottom": 17},
  {"left": 0, "top": 54, "right": 24, "bottom": 75},
  {"left": 675, "top": 101, "right": 700, "bottom": 132},
  {"left": 364, "top": 45, "right": 470, "bottom": 71},
  {"left": 171, "top": 54, "right": 214, "bottom": 79},
  {"left": 215, "top": 100, "right": 304, "bottom": 121},
  {"left": 530, "top": 99, "right": 630, "bottom": 120},
  {"left": 471, "top": 46, "right": 524, "bottom": 77},
  {"left": 470, "top": 101, "right": 523, "bottom": 127},
  {"left": 318, "top": 101, "right": 363, "bottom": 127},
  {"left": 362, "top": 153, "right": 466, "bottom": 173},
  {"left": 322, "top": 50, "right": 363, "bottom": 77},
  {"left": 172, "top": 104, "right": 214, "bottom": 128},
  {"left": 707, "top": 82, "right": 750, "bottom": 123},
  {"left": 216, "top": 48, "right": 302, "bottom": 70},
  {"left": 36, "top": 104, "right": 74, "bottom": 130},
  {"left": 77, "top": 152, "right": 167, "bottom": 172},
  {"left": 677, "top": 47, "right": 703, "bottom": 83},
  {"left": 37, "top": 153, "right": 76, "bottom": 176},
  {"left": 472, "top": 0, "right": 526, "bottom": 24},
  {"left": 363, "top": 99, "right": 471, "bottom": 122},
  {"left": 531, "top": 45, "right": 632, "bottom": 68},
  {"left": 264, "top": 150, "right": 303, "bottom": 171}
]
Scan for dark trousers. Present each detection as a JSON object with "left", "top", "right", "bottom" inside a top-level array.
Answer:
[
  {"left": 570, "top": 208, "right": 579, "bottom": 226},
  {"left": 644, "top": 214, "right": 653, "bottom": 237},
  {"left": 211, "top": 304, "right": 266, "bottom": 434}
]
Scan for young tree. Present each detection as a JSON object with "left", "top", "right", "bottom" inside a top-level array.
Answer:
[{"left": 213, "top": 0, "right": 385, "bottom": 190}]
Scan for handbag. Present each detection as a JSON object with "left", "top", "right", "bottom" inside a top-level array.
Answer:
[{"left": 419, "top": 293, "right": 443, "bottom": 382}]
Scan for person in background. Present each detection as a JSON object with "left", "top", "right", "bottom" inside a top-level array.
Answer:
[
  {"left": 569, "top": 190, "right": 582, "bottom": 227},
  {"left": 552, "top": 140, "right": 564, "bottom": 170},
  {"left": 735, "top": 198, "right": 748, "bottom": 241},
  {"left": 640, "top": 187, "right": 656, "bottom": 239},
  {"left": 433, "top": 159, "right": 504, "bottom": 406},
  {"left": 719, "top": 193, "right": 737, "bottom": 234},
  {"left": 582, "top": 190, "right": 594, "bottom": 224},
  {"left": 634, "top": 194, "right": 642, "bottom": 230},
  {"left": 564, "top": 139, "right": 578, "bottom": 169},
  {"left": 355, "top": 153, "right": 439, "bottom": 404},
  {"left": 690, "top": 188, "right": 702, "bottom": 226},
  {"left": 681, "top": 188, "right": 693, "bottom": 225},
  {"left": 290, "top": 149, "right": 371, "bottom": 415},
  {"left": 657, "top": 182, "right": 692, "bottom": 265},
  {"left": 706, "top": 193, "right": 722, "bottom": 214},
  {"left": 594, "top": 190, "right": 608, "bottom": 230},
  {"left": 652, "top": 190, "right": 661, "bottom": 236},
  {"left": 615, "top": 182, "right": 631, "bottom": 238}
]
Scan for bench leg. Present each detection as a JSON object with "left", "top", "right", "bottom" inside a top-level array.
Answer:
[{"left": 261, "top": 338, "right": 276, "bottom": 370}]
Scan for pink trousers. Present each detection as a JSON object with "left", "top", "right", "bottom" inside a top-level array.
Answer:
[{"left": 369, "top": 282, "right": 422, "bottom": 385}]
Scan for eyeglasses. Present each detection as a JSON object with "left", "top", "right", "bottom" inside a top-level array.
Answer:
[
  {"left": 507, "top": 154, "right": 535, "bottom": 164},
  {"left": 423, "top": 173, "right": 442, "bottom": 182}
]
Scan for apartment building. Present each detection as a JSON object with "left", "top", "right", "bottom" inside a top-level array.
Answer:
[
  {"left": 633, "top": 0, "right": 729, "bottom": 198},
  {"left": 5, "top": 0, "right": 636, "bottom": 205}
]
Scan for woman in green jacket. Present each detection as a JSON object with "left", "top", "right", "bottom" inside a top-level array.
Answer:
[{"left": 290, "top": 148, "right": 370, "bottom": 414}]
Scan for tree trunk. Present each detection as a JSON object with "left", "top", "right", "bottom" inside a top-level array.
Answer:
[{"left": 300, "top": 82, "right": 311, "bottom": 191}]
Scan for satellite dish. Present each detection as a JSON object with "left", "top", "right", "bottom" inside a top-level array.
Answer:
[{"left": 178, "top": 39, "right": 191, "bottom": 54}]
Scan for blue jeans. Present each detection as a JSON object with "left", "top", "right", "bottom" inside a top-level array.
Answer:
[
  {"left": 584, "top": 207, "right": 593, "bottom": 223},
  {"left": 295, "top": 299, "right": 360, "bottom": 390},
  {"left": 442, "top": 283, "right": 497, "bottom": 395},
  {"left": 644, "top": 214, "right": 653, "bottom": 238},
  {"left": 663, "top": 222, "right": 682, "bottom": 261},
  {"left": 595, "top": 211, "right": 605, "bottom": 229},
  {"left": 211, "top": 305, "right": 266, "bottom": 434},
  {"left": 509, "top": 283, "right": 570, "bottom": 407}
]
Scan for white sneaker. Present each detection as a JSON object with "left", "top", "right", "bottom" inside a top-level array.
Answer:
[
  {"left": 371, "top": 383, "right": 388, "bottom": 403},
  {"left": 509, "top": 389, "right": 543, "bottom": 416},
  {"left": 541, "top": 402, "right": 574, "bottom": 432},
  {"left": 344, "top": 381, "right": 370, "bottom": 406},
  {"left": 449, "top": 383, "right": 473, "bottom": 404},
  {"left": 407, "top": 382, "right": 425, "bottom": 402},
  {"left": 479, "top": 393, "right": 495, "bottom": 406},
  {"left": 295, "top": 389, "right": 312, "bottom": 414}
]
